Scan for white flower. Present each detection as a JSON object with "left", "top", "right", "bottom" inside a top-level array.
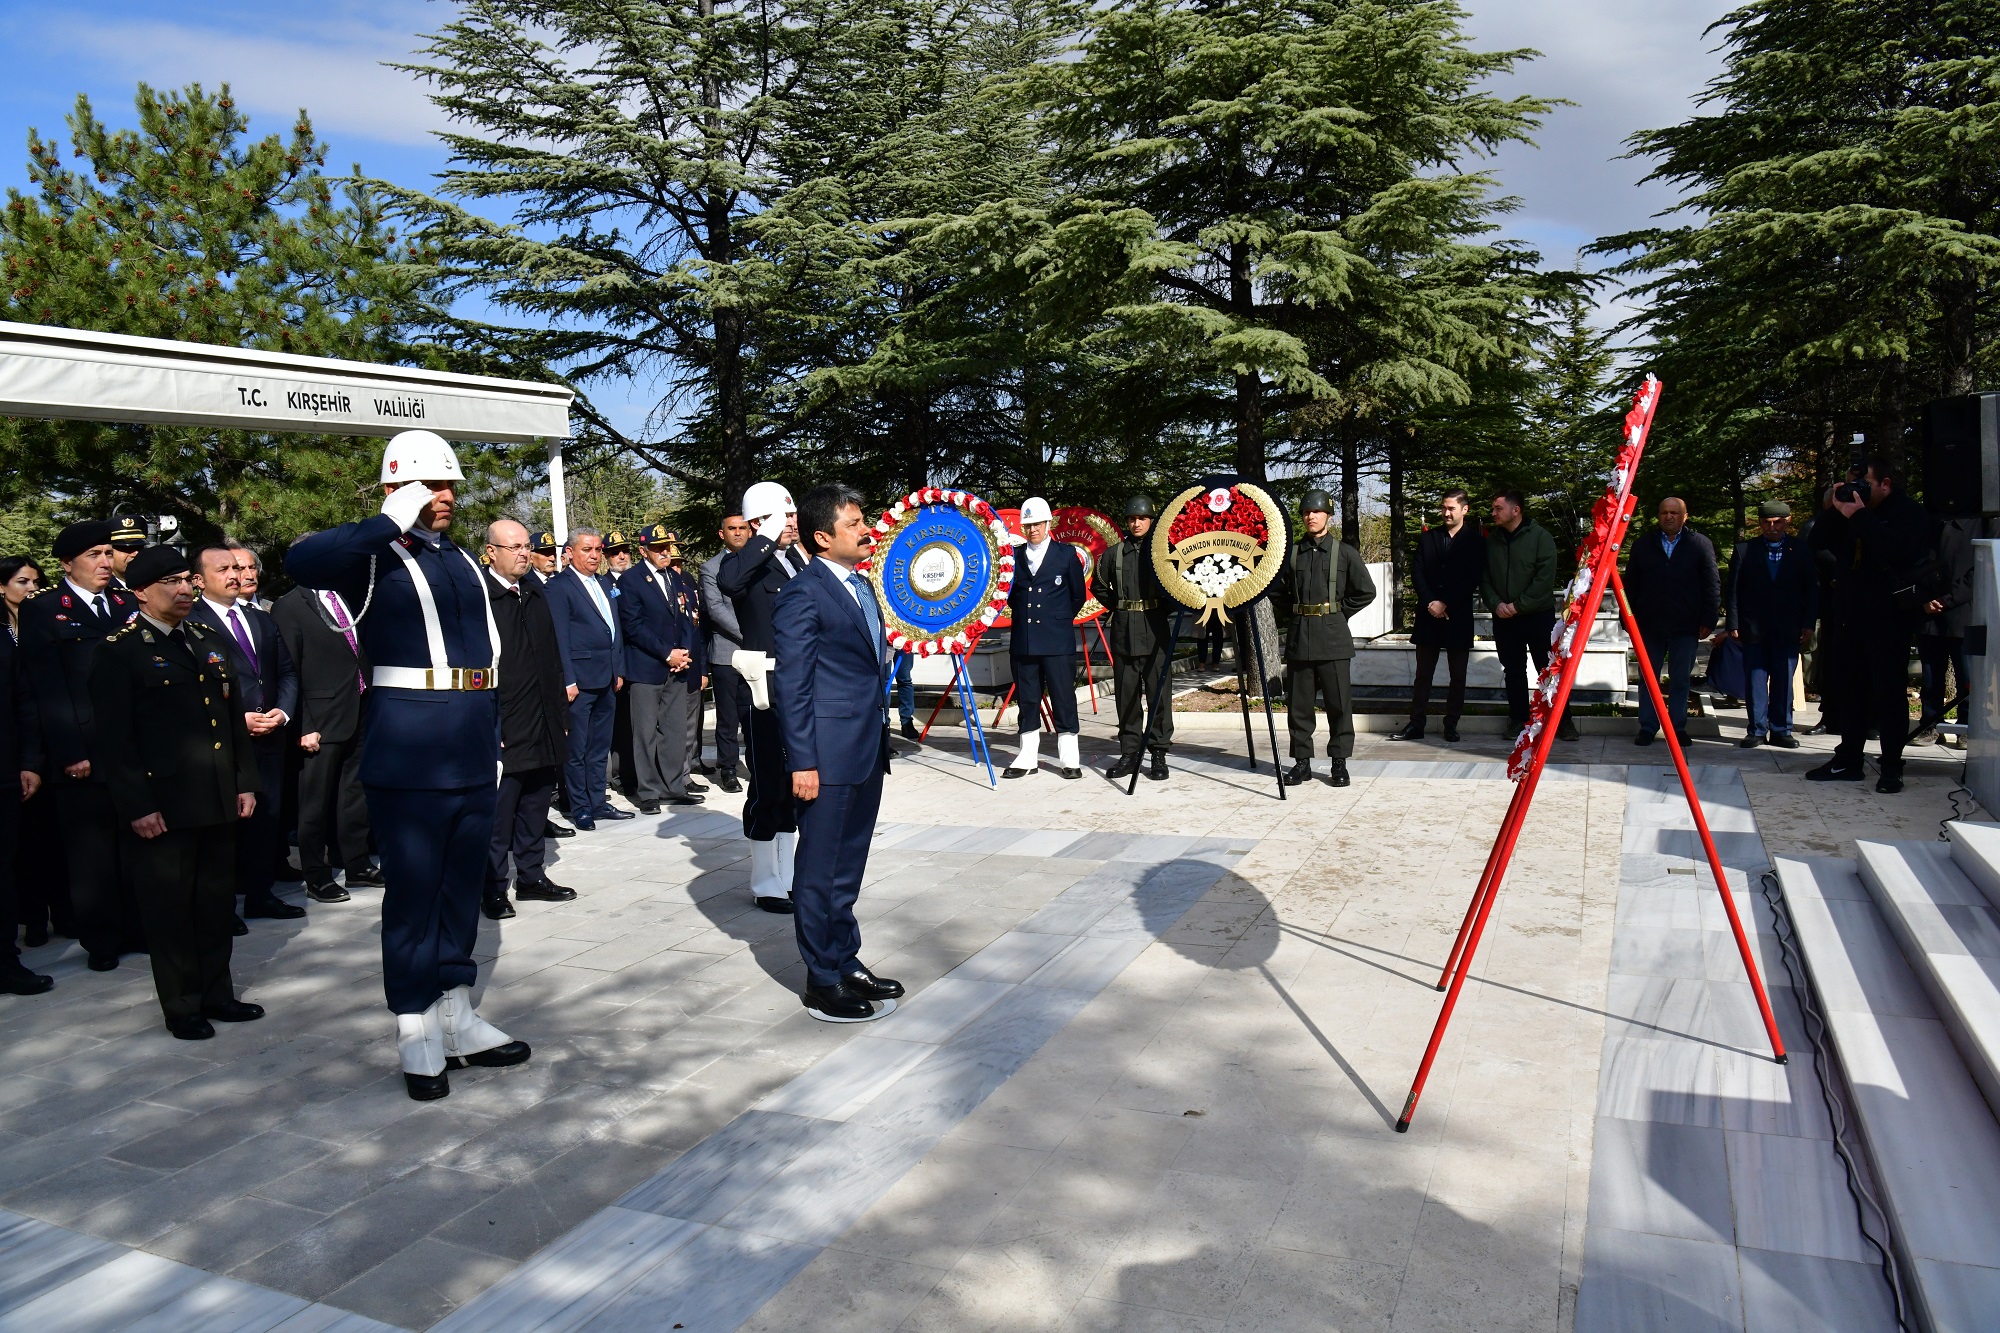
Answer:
[{"left": 1186, "top": 553, "right": 1248, "bottom": 598}]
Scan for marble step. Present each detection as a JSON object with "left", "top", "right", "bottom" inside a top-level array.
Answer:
[
  {"left": 1773, "top": 854, "right": 2000, "bottom": 1331},
  {"left": 1853, "top": 839, "right": 2000, "bottom": 1122},
  {"left": 1943, "top": 819, "right": 2000, "bottom": 915}
]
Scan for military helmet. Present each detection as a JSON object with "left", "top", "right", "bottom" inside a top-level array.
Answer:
[
  {"left": 1124, "top": 494, "right": 1155, "bottom": 519},
  {"left": 1301, "top": 488, "right": 1333, "bottom": 515}
]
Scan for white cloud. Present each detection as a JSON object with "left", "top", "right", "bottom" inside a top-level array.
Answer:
[{"left": 44, "top": 11, "right": 449, "bottom": 148}]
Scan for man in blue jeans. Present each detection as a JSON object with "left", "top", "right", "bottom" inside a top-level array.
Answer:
[
  {"left": 1623, "top": 496, "right": 1719, "bottom": 747},
  {"left": 1723, "top": 501, "right": 1817, "bottom": 748}
]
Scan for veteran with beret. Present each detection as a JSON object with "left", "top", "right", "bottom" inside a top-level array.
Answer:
[
  {"left": 1722, "top": 500, "right": 1816, "bottom": 748},
  {"left": 1095, "top": 494, "right": 1175, "bottom": 781},
  {"left": 88, "top": 547, "right": 266, "bottom": 1039}
]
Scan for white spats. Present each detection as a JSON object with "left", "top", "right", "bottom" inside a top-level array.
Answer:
[
  {"left": 752, "top": 838, "right": 784, "bottom": 898},
  {"left": 396, "top": 1004, "right": 445, "bottom": 1077},
  {"left": 439, "top": 984, "right": 513, "bottom": 1059},
  {"left": 775, "top": 830, "right": 797, "bottom": 897},
  {"left": 1056, "top": 732, "right": 1081, "bottom": 770},
  {"left": 1013, "top": 730, "right": 1042, "bottom": 772}
]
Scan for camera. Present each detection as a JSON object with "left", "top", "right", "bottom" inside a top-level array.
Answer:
[{"left": 1834, "top": 480, "right": 1869, "bottom": 504}]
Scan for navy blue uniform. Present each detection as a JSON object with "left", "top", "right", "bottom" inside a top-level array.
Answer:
[
  {"left": 620, "top": 561, "right": 698, "bottom": 802},
  {"left": 544, "top": 566, "right": 626, "bottom": 820},
  {"left": 718, "top": 537, "right": 802, "bottom": 841},
  {"left": 285, "top": 516, "right": 500, "bottom": 1015},
  {"left": 1007, "top": 543, "right": 1087, "bottom": 733},
  {"left": 774, "top": 559, "right": 891, "bottom": 987}
]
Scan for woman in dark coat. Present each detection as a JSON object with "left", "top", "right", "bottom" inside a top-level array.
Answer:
[{"left": 1391, "top": 490, "right": 1486, "bottom": 742}]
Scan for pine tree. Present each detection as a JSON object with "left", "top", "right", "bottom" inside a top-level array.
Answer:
[{"left": 0, "top": 83, "right": 484, "bottom": 550}]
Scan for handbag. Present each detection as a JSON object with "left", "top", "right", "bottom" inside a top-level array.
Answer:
[{"left": 1705, "top": 635, "right": 1747, "bottom": 700}]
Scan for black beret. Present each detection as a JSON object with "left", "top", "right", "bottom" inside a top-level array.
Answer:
[
  {"left": 53, "top": 521, "right": 116, "bottom": 562},
  {"left": 124, "top": 545, "right": 191, "bottom": 590}
]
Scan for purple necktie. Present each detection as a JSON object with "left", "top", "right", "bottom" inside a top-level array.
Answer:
[
  {"left": 324, "top": 592, "right": 365, "bottom": 693},
  {"left": 227, "top": 606, "right": 259, "bottom": 673}
]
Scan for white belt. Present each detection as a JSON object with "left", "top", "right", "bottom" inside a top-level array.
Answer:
[{"left": 372, "top": 665, "right": 498, "bottom": 691}]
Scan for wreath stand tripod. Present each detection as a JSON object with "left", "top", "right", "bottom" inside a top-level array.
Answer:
[
  {"left": 1125, "top": 604, "right": 1287, "bottom": 801},
  {"left": 907, "top": 650, "right": 999, "bottom": 787},
  {"left": 1394, "top": 377, "right": 1787, "bottom": 1133}
]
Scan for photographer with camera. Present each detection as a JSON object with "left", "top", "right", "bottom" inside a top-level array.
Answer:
[{"left": 1806, "top": 459, "right": 1935, "bottom": 793}]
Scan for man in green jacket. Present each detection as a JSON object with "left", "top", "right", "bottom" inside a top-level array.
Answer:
[
  {"left": 1481, "top": 490, "right": 1578, "bottom": 741},
  {"left": 1279, "top": 490, "right": 1377, "bottom": 787}
]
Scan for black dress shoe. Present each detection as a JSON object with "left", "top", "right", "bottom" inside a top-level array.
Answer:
[
  {"left": 1282, "top": 759, "right": 1312, "bottom": 786},
  {"left": 1634, "top": 730, "right": 1656, "bottom": 746},
  {"left": 1329, "top": 759, "right": 1351, "bottom": 787},
  {"left": 1769, "top": 733, "right": 1800, "bottom": 749},
  {"left": 203, "top": 1000, "right": 265, "bottom": 1023},
  {"left": 244, "top": 895, "right": 307, "bottom": 921},
  {"left": 1105, "top": 756, "right": 1141, "bottom": 780},
  {"left": 88, "top": 952, "right": 120, "bottom": 972},
  {"left": 843, "top": 966, "right": 905, "bottom": 1000},
  {"left": 717, "top": 772, "right": 742, "bottom": 793},
  {"left": 1147, "top": 752, "right": 1168, "bottom": 781},
  {"left": 483, "top": 895, "right": 516, "bottom": 921},
  {"left": 686, "top": 778, "right": 710, "bottom": 793},
  {"left": 22, "top": 923, "right": 48, "bottom": 949},
  {"left": 1442, "top": 724, "right": 1461, "bottom": 743},
  {"left": 756, "top": 895, "right": 796, "bottom": 915},
  {"left": 595, "top": 806, "right": 637, "bottom": 821},
  {"left": 515, "top": 878, "right": 578, "bottom": 903},
  {"left": 667, "top": 792, "right": 705, "bottom": 805},
  {"left": 1674, "top": 733, "right": 1691, "bottom": 749},
  {"left": 637, "top": 800, "right": 662, "bottom": 815},
  {"left": 1002, "top": 766, "right": 1036, "bottom": 779},
  {"left": 1556, "top": 719, "right": 1581, "bottom": 742},
  {"left": 1060, "top": 767, "right": 1083, "bottom": 780},
  {"left": 1739, "top": 733, "right": 1764, "bottom": 749},
  {"left": 345, "top": 865, "right": 386, "bottom": 888},
  {"left": 545, "top": 820, "right": 576, "bottom": 839},
  {"left": 802, "top": 981, "right": 877, "bottom": 1022},
  {"left": 1, "top": 962, "right": 53, "bottom": 995},
  {"left": 1805, "top": 760, "right": 1865, "bottom": 782},
  {"left": 1877, "top": 772, "right": 1904, "bottom": 794},
  {"left": 447, "top": 1040, "right": 531, "bottom": 1069},
  {"left": 166, "top": 1015, "right": 215, "bottom": 1040},
  {"left": 306, "top": 880, "right": 351, "bottom": 904},
  {"left": 232, "top": 915, "right": 249, "bottom": 937},
  {"left": 901, "top": 720, "right": 921, "bottom": 741},
  {"left": 404, "top": 1070, "right": 450, "bottom": 1101},
  {"left": 1386, "top": 723, "right": 1425, "bottom": 741},
  {"left": 571, "top": 814, "right": 596, "bottom": 831}
]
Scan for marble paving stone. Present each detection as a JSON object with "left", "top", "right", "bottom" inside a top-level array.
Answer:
[
  {"left": 0, "top": 1209, "right": 121, "bottom": 1314},
  {"left": 1025, "top": 938, "right": 1153, "bottom": 993},
  {"left": 716, "top": 1121, "right": 938, "bottom": 1246},
  {"left": 118, "top": 1277, "right": 318, "bottom": 1332},
  {"left": 1721, "top": 1130, "right": 1874, "bottom": 1263},
  {"left": 868, "top": 978, "right": 1013, "bottom": 1044},
  {"left": 1574, "top": 1227, "right": 1741, "bottom": 1332},
  {"left": 1735, "top": 1247, "right": 1897, "bottom": 1333},
  {"left": 428, "top": 1207, "right": 704, "bottom": 1333},
  {"left": 616, "top": 1111, "right": 835, "bottom": 1222},
  {"left": 566, "top": 1223, "right": 818, "bottom": 1332},
  {"left": 754, "top": 1037, "right": 939, "bottom": 1122},
  {"left": 0, "top": 1248, "right": 212, "bottom": 1332},
  {"left": 944, "top": 931, "right": 1075, "bottom": 983}
]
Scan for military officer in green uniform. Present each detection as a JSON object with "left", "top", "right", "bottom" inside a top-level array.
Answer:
[
  {"left": 1279, "top": 489, "right": 1376, "bottom": 788},
  {"left": 90, "top": 546, "right": 266, "bottom": 1040},
  {"left": 1096, "top": 495, "right": 1175, "bottom": 781}
]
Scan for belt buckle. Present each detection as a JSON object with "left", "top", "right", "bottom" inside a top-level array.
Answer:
[{"left": 462, "top": 668, "right": 489, "bottom": 690}]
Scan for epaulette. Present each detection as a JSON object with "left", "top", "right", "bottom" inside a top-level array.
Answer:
[
  {"left": 23, "top": 585, "right": 48, "bottom": 599},
  {"left": 108, "top": 623, "right": 135, "bottom": 641}
]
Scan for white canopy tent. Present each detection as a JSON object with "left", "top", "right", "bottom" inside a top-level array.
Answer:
[{"left": 0, "top": 320, "right": 579, "bottom": 540}]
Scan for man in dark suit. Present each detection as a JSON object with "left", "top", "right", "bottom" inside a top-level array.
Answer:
[
  {"left": 1623, "top": 496, "right": 1720, "bottom": 747},
  {"left": 701, "top": 514, "right": 753, "bottom": 792},
  {"left": 543, "top": 528, "right": 630, "bottom": 830},
  {"left": 775, "top": 483, "right": 901, "bottom": 1022},
  {"left": 1391, "top": 488, "right": 1484, "bottom": 743},
  {"left": 1723, "top": 501, "right": 1818, "bottom": 749},
  {"left": 1004, "top": 496, "right": 1088, "bottom": 779},
  {"left": 482, "top": 520, "right": 575, "bottom": 919},
  {"left": 1279, "top": 490, "right": 1377, "bottom": 787},
  {"left": 621, "top": 524, "right": 703, "bottom": 813},
  {"left": 0, "top": 620, "right": 47, "bottom": 995},
  {"left": 18, "top": 520, "right": 144, "bottom": 970},
  {"left": 1095, "top": 494, "right": 1174, "bottom": 781},
  {"left": 90, "top": 546, "right": 265, "bottom": 1040},
  {"left": 720, "top": 482, "right": 804, "bottom": 913},
  {"left": 528, "top": 531, "right": 560, "bottom": 585},
  {"left": 190, "top": 546, "right": 303, "bottom": 922},
  {"left": 274, "top": 581, "right": 380, "bottom": 901},
  {"left": 664, "top": 537, "right": 710, "bottom": 786}
]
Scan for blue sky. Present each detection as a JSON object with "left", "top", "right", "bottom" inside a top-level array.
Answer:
[{"left": 0, "top": 0, "right": 1737, "bottom": 431}]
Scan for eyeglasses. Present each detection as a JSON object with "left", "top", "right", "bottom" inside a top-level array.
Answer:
[{"left": 489, "top": 542, "right": 530, "bottom": 553}]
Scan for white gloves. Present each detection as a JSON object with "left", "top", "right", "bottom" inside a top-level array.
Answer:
[
  {"left": 381, "top": 480, "right": 434, "bottom": 533},
  {"left": 755, "top": 510, "right": 786, "bottom": 542}
]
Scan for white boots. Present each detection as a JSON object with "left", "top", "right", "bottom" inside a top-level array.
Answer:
[
  {"left": 752, "top": 833, "right": 797, "bottom": 913},
  {"left": 396, "top": 985, "right": 529, "bottom": 1101},
  {"left": 1004, "top": 730, "right": 1042, "bottom": 777},
  {"left": 1005, "top": 729, "right": 1082, "bottom": 780}
]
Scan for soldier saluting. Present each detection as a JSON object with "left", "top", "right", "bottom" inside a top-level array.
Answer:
[
  {"left": 89, "top": 547, "right": 266, "bottom": 1040},
  {"left": 1095, "top": 495, "right": 1174, "bottom": 781},
  {"left": 1278, "top": 489, "right": 1376, "bottom": 788}
]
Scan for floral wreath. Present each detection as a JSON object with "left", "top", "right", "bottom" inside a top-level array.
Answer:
[
  {"left": 866, "top": 487, "right": 1015, "bottom": 656},
  {"left": 1150, "top": 481, "right": 1287, "bottom": 625},
  {"left": 1051, "top": 506, "right": 1121, "bottom": 623}
]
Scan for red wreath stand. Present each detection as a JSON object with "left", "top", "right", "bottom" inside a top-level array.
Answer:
[{"left": 1395, "top": 377, "right": 1787, "bottom": 1133}]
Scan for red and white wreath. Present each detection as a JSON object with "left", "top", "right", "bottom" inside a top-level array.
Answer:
[{"left": 867, "top": 488, "right": 1016, "bottom": 656}]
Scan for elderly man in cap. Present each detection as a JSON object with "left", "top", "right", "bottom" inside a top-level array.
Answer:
[
  {"left": 1722, "top": 500, "right": 1817, "bottom": 749},
  {"left": 720, "top": 482, "right": 805, "bottom": 911},
  {"left": 1095, "top": 494, "right": 1174, "bottom": 780},
  {"left": 288, "top": 429, "right": 530, "bottom": 1100},
  {"left": 1004, "top": 497, "right": 1088, "bottom": 778},
  {"left": 19, "top": 520, "right": 144, "bottom": 969},
  {"left": 527, "top": 531, "right": 560, "bottom": 585},
  {"left": 90, "top": 546, "right": 265, "bottom": 1039},
  {"left": 107, "top": 516, "right": 148, "bottom": 588},
  {"left": 605, "top": 532, "right": 636, "bottom": 575},
  {"left": 1278, "top": 489, "right": 1376, "bottom": 787},
  {"left": 620, "top": 523, "right": 705, "bottom": 811}
]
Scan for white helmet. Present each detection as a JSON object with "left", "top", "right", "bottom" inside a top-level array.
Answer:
[
  {"left": 380, "top": 429, "right": 465, "bottom": 484},
  {"left": 1019, "top": 496, "right": 1053, "bottom": 525},
  {"left": 741, "top": 481, "right": 796, "bottom": 525}
]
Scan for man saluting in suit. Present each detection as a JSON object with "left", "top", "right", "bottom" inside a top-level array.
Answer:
[{"left": 774, "top": 483, "right": 903, "bottom": 1022}]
